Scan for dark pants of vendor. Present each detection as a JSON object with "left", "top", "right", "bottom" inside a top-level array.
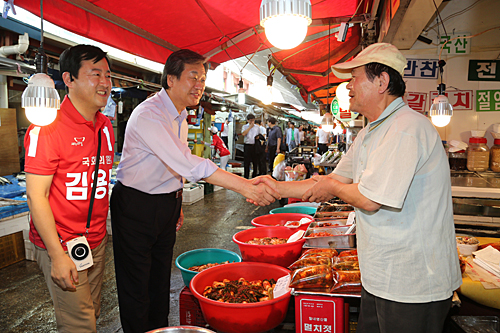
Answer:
[
  {"left": 244, "top": 143, "right": 258, "bottom": 178},
  {"left": 357, "top": 287, "right": 452, "bottom": 333},
  {"left": 111, "top": 181, "right": 182, "bottom": 333}
]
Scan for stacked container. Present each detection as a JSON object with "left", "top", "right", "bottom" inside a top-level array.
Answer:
[
  {"left": 490, "top": 139, "right": 500, "bottom": 172},
  {"left": 467, "top": 137, "right": 490, "bottom": 172}
]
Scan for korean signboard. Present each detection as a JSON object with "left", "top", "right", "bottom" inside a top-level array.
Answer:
[
  {"left": 430, "top": 90, "right": 473, "bottom": 110},
  {"left": 476, "top": 90, "right": 500, "bottom": 112},
  {"left": 404, "top": 59, "right": 439, "bottom": 79},
  {"left": 331, "top": 97, "right": 359, "bottom": 122},
  {"left": 405, "top": 92, "right": 427, "bottom": 114},
  {"left": 297, "top": 297, "right": 343, "bottom": 333},
  {"left": 438, "top": 33, "right": 470, "bottom": 55},
  {"left": 468, "top": 60, "right": 500, "bottom": 81}
]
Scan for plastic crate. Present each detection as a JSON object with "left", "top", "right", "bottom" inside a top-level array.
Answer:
[
  {"left": 295, "top": 293, "right": 346, "bottom": 333},
  {"left": 183, "top": 184, "right": 204, "bottom": 205},
  {"left": 179, "top": 286, "right": 208, "bottom": 328}
]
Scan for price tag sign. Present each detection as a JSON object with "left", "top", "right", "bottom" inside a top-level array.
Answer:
[
  {"left": 273, "top": 274, "right": 291, "bottom": 299},
  {"left": 346, "top": 211, "right": 356, "bottom": 225}
]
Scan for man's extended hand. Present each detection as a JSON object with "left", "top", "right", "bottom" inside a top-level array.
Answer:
[
  {"left": 302, "top": 175, "right": 336, "bottom": 202},
  {"left": 51, "top": 252, "right": 78, "bottom": 291},
  {"left": 245, "top": 176, "right": 280, "bottom": 206}
]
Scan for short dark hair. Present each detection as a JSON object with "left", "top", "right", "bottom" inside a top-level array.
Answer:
[
  {"left": 161, "top": 49, "right": 208, "bottom": 90},
  {"left": 364, "top": 63, "right": 406, "bottom": 97},
  {"left": 246, "top": 114, "right": 255, "bottom": 120},
  {"left": 255, "top": 119, "right": 261, "bottom": 125},
  {"left": 268, "top": 117, "right": 277, "bottom": 124},
  {"left": 59, "top": 45, "right": 110, "bottom": 81}
]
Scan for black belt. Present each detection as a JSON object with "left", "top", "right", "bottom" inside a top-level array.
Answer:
[
  {"left": 116, "top": 181, "right": 183, "bottom": 198},
  {"left": 170, "top": 188, "right": 183, "bottom": 198}
]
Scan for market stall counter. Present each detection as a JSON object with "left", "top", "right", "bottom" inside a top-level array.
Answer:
[{"left": 459, "top": 237, "right": 500, "bottom": 310}]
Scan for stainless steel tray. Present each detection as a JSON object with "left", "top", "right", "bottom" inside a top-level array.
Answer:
[
  {"left": 314, "top": 211, "right": 352, "bottom": 219},
  {"left": 309, "top": 219, "right": 348, "bottom": 228},
  {"left": 317, "top": 203, "right": 354, "bottom": 212},
  {"left": 304, "top": 226, "right": 356, "bottom": 248}
]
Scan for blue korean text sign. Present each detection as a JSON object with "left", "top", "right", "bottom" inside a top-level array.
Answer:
[
  {"left": 468, "top": 60, "right": 500, "bottom": 81},
  {"left": 404, "top": 59, "right": 439, "bottom": 79}
]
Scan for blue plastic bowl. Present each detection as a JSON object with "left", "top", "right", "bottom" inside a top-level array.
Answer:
[
  {"left": 175, "top": 248, "right": 242, "bottom": 287},
  {"left": 269, "top": 206, "right": 317, "bottom": 216}
]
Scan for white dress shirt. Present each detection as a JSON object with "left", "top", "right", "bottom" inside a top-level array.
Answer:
[
  {"left": 242, "top": 123, "right": 261, "bottom": 144},
  {"left": 317, "top": 128, "right": 331, "bottom": 144},
  {"left": 117, "top": 88, "right": 218, "bottom": 194}
]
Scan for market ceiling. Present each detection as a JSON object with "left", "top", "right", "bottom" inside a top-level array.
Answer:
[{"left": 14, "top": 0, "right": 439, "bottom": 106}]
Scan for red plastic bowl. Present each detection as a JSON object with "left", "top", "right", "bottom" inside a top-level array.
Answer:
[
  {"left": 233, "top": 226, "right": 306, "bottom": 267},
  {"left": 190, "top": 262, "right": 291, "bottom": 333},
  {"left": 251, "top": 213, "right": 313, "bottom": 231}
]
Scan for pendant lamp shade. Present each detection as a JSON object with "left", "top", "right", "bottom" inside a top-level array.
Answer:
[{"left": 260, "top": 0, "right": 312, "bottom": 50}]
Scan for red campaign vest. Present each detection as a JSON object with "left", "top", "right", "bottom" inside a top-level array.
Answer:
[{"left": 24, "top": 96, "right": 115, "bottom": 250}]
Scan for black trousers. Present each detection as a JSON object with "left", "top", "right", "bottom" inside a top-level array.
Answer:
[
  {"left": 110, "top": 181, "right": 182, "bottom": 333},
  {"left": 244, "top": 143, "right": 258, "bottom": 178},
  {"left": 357, "top": 287, "right": 452, "bottom": 333},
  {"left": 256, "top": 149, "right": 267, "bottom": 175},
  {"left": 221, "top": 136, "right": 228, "bottom": 148},
  {"left": 318, "top": 143, "right": 328, "bottom": 155},
  {"left": 268, "top": 145, "right": 277, "bottom": 171}
]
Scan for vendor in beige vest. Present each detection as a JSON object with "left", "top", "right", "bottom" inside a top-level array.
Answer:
[{"left": 253, "top": 43, "right": 462, "bottom": 333}]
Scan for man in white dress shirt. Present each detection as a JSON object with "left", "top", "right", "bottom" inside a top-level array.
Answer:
[
  {"left": 241, "top": 114, "right": 261, "bottom": 178},
  {"left": 110, "top": 49, "right": 280, "bottom": 333},
  {"left": 316, "top": 126, "right": 332, "bottom": 155}
]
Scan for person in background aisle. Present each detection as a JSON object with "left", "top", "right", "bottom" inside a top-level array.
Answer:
[
  {"left": 266, "top": 117, "right": 282, "bottom": 172},
  {"left": 253, "top": 43, "right": 461, "bottom": 333},
  {"left": 254, "top": 119, "right": 267, "bottom": 175},
  {"left": 198, "top": 126, "right": 230, "bottom": 170},
  {"left": 298, "top": 124, "right": 305, "bottom": 146},
  {"left": 110, "top": 49, "right": 280, "bottom": 333},
  {"left": 220, "top": 118, "right": 229, "bottom": 147},
  {"left": 286, "top": 121, "right": 300, "bottom": 152},
  {"left": 241, "top": 113, "right": 261, "bottom": 178},
  {"left": 24, "top": 44, "right": 114, "bottom": 333},
  {"left": 316, "top": 126, "right": 332, "bottom": 155},
  {"left": 255, "top": 119, "right": 267, "bottom": 139}
]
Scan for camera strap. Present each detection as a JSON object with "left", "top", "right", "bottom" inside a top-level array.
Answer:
[{"left": 85, "top": 128, "right": 102, "bottom": 234}]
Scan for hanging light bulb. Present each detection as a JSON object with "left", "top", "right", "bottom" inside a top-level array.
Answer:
[
  {"left": 430, "top": 94, "right": 453, "bottom": 127},
  {"left": 321, "top": 111, "right": 335, "bottom": 132},
  {"left": 335, "top": 82, "right": 350, "bottom": 110},
  {"left": 21, "top": 0, "right": 60, "bottom": 126},
  {"left": 237, "top": 76, "right": 246, "bottom": 104},
  {"left": 22, "top": 73, "right": 60, "bottom": 126},
  {"left": 262, "top": 74, "right": 273, "bottom": 105},
  {"left": 260, "top": 0, "right": 312, "bottom": 50},
  {"left": 430, "top": 61, "right": 452, "bottom": 127}
]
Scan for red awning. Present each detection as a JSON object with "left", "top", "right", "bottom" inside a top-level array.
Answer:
[{"left": 15, "top": 0, "right": 374, "bottom": 103}]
